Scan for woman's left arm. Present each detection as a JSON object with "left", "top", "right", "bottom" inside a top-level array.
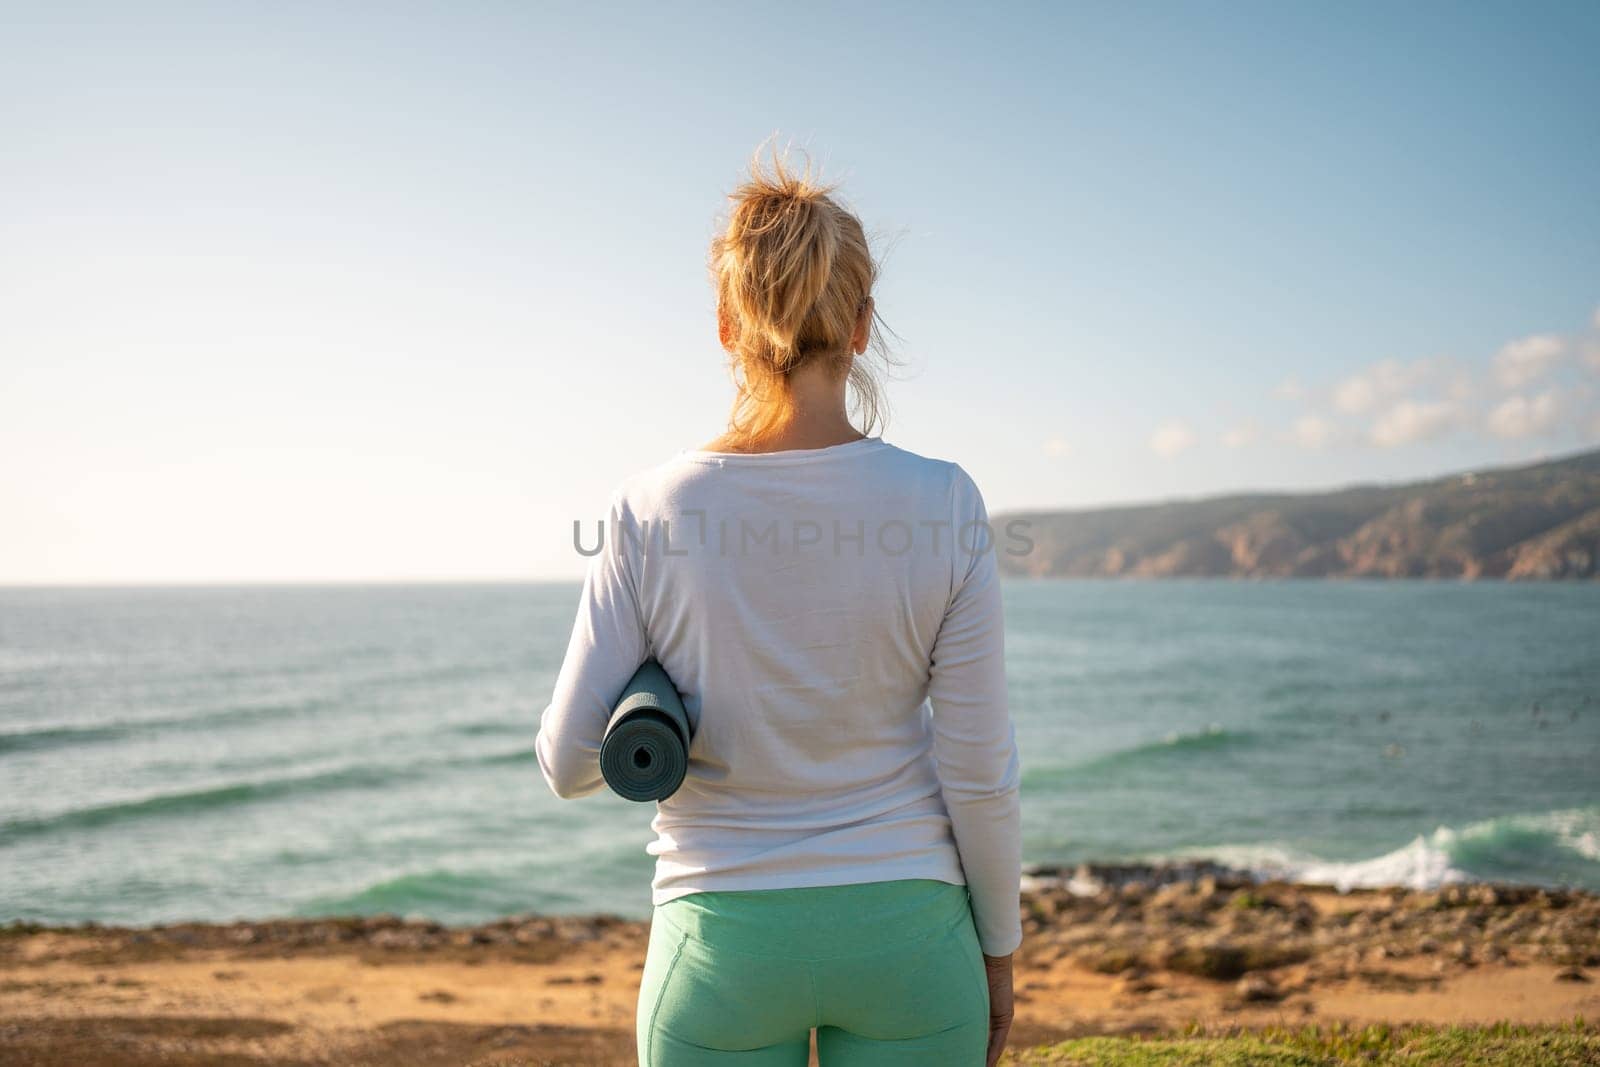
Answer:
[{"left": 535, "top": 496, "right": 648, "bottom": 799}]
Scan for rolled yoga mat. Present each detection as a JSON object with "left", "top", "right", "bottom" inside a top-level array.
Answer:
[{"left": 601, "top": 659, "right": 693, "bottom": 802}]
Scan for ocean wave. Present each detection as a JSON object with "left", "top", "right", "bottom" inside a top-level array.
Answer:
[
  {"left": 1021, "top": 724, "right": 1257, "bottom": 787},
  {"left": 1163, "top": 807, "right": 1600, "bottom": 891},
  {"left": 0, "top": 745, "right": 536, "bottom": 840},
  {"left": 297, "top": 851, "right": 639, "bottom": 924},
  {"left": 477, "top": 746, "right": 536, "bottom": 766},
  {"left": 297, "top": 869, "right": 530, "bottom": 921},
  {"left": 0, "top": 764, "right": 396, "bottom": 840},
  {"left": 0, "top": 698, "right": 334, "bottom": 756},
  {"left": 446, "top": 720, "right": 524, "bottom": 738},
  {"left": 0, "top": 722, "right": 133, "bottom": 755}
]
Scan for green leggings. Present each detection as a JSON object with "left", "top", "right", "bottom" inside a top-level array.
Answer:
[{"left": 637, "top": 878, "right": 989, "bottom": 1066}]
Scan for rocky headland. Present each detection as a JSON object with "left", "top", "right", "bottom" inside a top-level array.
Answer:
[{"left": 996, "top": 447, "right": 1600, "bottom": 579}]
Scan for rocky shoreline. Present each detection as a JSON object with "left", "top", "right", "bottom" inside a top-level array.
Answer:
[
  {"left": 6, "top": 864, "right": 1597, "bottom": 984},
  {"left": 6, "top": 863, "right": 1599, "bottom": 988},
  {"left": 3, "top": 867, "right": 1598, "bottom": 1065},
  {"left": 1013, "top": 863, "right": 1599, "bottom": 1005}
]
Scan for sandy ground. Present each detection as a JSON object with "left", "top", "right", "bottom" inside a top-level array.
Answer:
[{"left": 3, "top": 875, "right": 1597, "bottom": 1065}]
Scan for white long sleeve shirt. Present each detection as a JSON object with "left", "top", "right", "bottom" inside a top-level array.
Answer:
[{"left": 535, "top": 436, "right": 1023, "bottom": 956}]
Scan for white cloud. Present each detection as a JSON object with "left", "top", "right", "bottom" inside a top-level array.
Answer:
[
  {"left": 1164, "top": 317, "right": 1597, "bottom": 458},
  {"left": 1221, "top": 422, "right": 1259, "bottom": 449},
  {"left": 1370, "top": 399, "right": 1458, "bottom": 448},
  {"left": 1486, "top": 391, "right": 1562, "bottom": 440},
  {"left": 1331, "top": 379, "right": 1376, "bottom": 415},
  {"left": 1493, "top": 334, "right": 1565, "bottom": 389},
  {"left": 1043, "top": 436, "right": 1072, "bottom": 459},
  {"left": 1444, "top": 367, "right": 1478, "bottom": 401},
  {"left": 1292, "top": 414, "right": 1337, "bottom": 449},
  {"left": 1149, "top": 420, "right": 1196, "bottom": 458},
  {"left": 1330, "top": 358, "right": 1442, "bottom": 416}
]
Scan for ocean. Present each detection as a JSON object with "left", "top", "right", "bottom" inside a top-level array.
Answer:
[{"left": 1, "top": 581, "right": 1596, "bottom": 927}]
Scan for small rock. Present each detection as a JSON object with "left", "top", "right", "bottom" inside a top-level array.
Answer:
[
  {"left": 1113, "top": 973, "right": 1157, "bottom": 995},
  {"left": 1554, "top": 967, "right": 1590, "bottom": 983},
  {"left": 1468, "top": 885, "right": 1503, "bottom": 908},
  {"left": 1236, "top": 974, "right": 1282, "bottom": 1002}
]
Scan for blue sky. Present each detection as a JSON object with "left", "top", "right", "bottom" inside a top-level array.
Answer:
[{"left": 3, "top": 2, "right": 1597, "bottom": 581}]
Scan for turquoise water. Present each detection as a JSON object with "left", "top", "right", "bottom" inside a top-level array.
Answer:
[{"left": 1, "top": 581, "right": 1596, "bottom": 926}]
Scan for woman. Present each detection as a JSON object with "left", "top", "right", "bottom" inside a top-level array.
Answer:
[{"left": 536, "top": 147, "right": 1022, "bottom": 1066}]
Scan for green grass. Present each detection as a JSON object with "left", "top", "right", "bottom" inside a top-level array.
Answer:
[{"left": 1009, "top": 1020, "right": 1599, "bottom": 1066}]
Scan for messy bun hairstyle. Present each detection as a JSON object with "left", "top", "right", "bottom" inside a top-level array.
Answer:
[{"left": 710, "top": 143, "right": 892, "bottom": 447}]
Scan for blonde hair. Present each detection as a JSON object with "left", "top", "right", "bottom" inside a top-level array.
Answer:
[{"left": 709, "top": 143, "right": 893, "bottom": 447}]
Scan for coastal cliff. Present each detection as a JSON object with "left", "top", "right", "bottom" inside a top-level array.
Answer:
[{"left": 996, "top": 447, "right": 1600, "bottom": 580}]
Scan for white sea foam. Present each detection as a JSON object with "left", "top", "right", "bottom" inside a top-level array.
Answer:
[
  {"left": 1289, "top": 833, "right": 1468, "bottom": 891},
  {"left": 1155, "top": 807, "right": 1600, "bottom": 892}
]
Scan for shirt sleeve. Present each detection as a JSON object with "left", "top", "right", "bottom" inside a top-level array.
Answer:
[
  {"left": 535, "top": 493, "right": 649, "bottom": 800},
  {"left": 927, "top": 465, "right": 1024, "bottom": 956}
]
